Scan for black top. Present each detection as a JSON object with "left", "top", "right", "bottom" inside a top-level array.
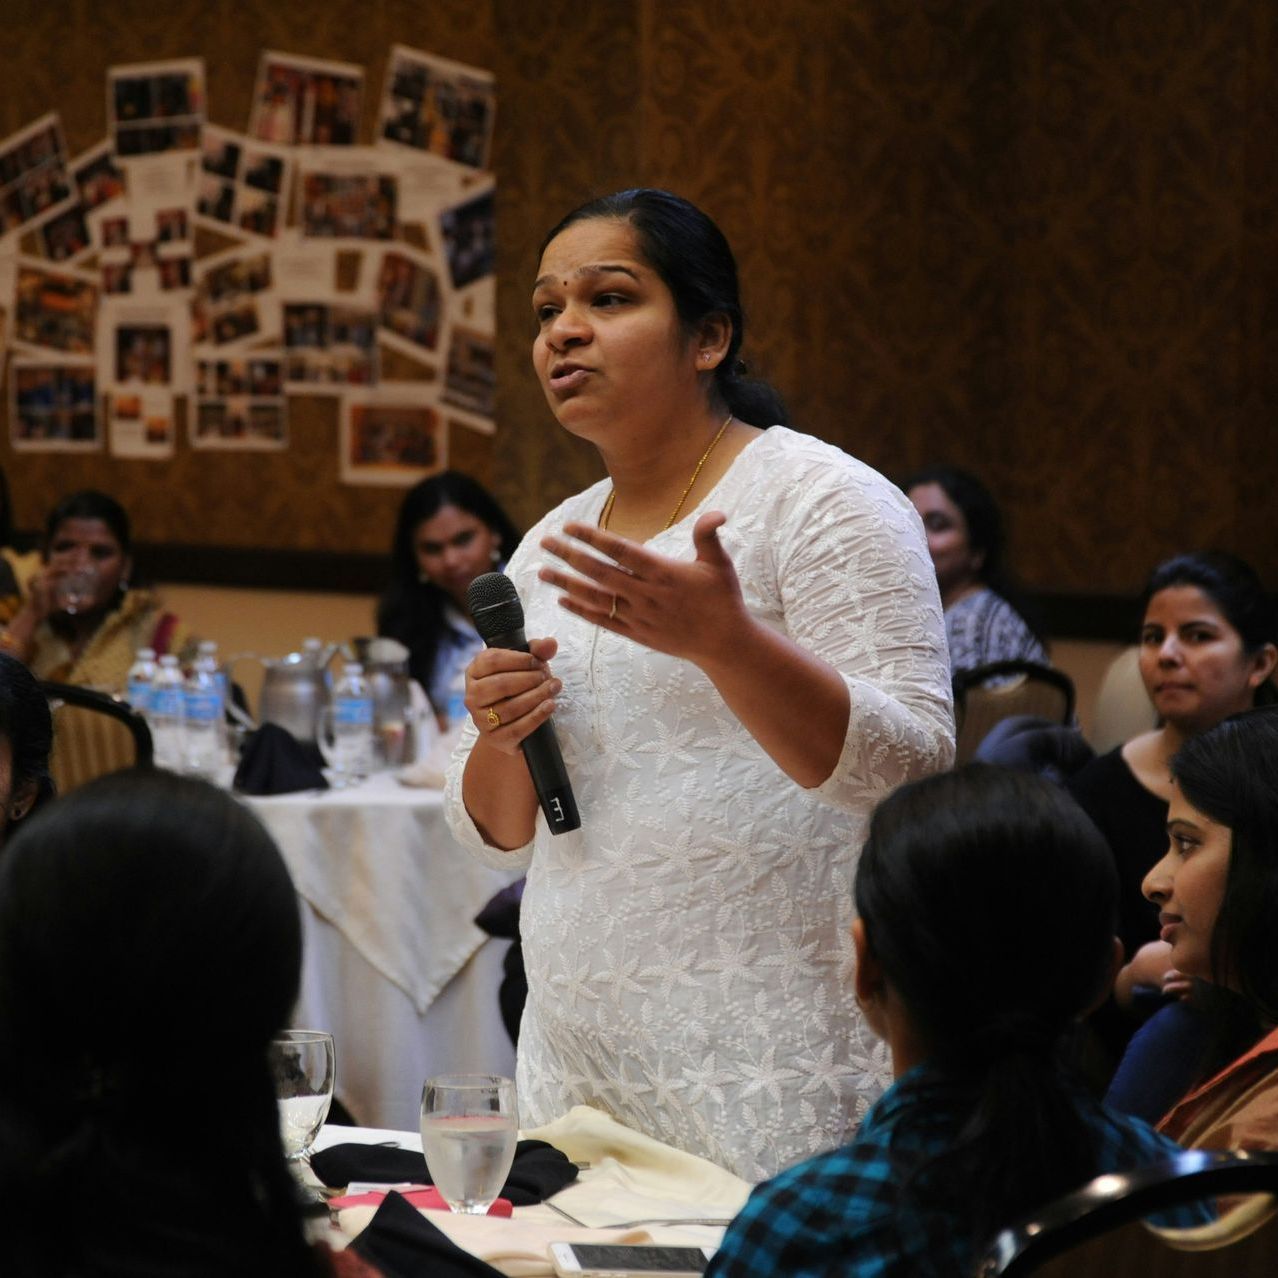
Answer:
[{"left": 1067, "top": 746, "right": 1168, "bottom": 959}]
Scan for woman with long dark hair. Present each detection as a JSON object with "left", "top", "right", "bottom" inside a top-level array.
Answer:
[
  {"left": 1144, "top": 708, "right": 1278, "bottom": 1149},
  {"left": 377, "top": 470, "right": 520, "bottom": 727},
  {"left": 445, "top": 188, "right": 953, "bottom": 1179},
  {"left": 707, "top": 766, "right": 1192, "bottom": 1278},
  {"left": 0, "top": 771, "right": 375, "bottom": 1277}
]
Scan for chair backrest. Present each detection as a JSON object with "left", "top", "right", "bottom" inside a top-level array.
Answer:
[
  {"left": 1090, "top": 644, "right": 1158, "bottom": 753},
  {"left": 952, "top": 661, "right": 1076, "bottom": 765},
  {"left": 41, "top": 681, "right": 154, "bottom": 795},
  {"left": 977, "top": 1149, "right": 1278, "bottom": 1277}
]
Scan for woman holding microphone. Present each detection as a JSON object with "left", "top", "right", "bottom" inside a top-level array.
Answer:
[{"left": 445, "top": 190, "right": 953, "bottom": 1180}]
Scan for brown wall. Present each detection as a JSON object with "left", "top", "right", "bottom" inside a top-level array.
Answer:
[{"left": 3, "top": 0, "right": 1275, "bottom": 600}]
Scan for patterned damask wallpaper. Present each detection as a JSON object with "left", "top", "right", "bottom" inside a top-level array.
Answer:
[{"left": 1, "top": 0, "right": 1274, "bottom": 601}]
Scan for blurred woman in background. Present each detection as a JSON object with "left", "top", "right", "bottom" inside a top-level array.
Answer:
[
  {"left": 377, "top": 470, "right": 521, "bottom": 730},
  {"left": 903, "top": 464, "right": 1047, "bottom": 676},
  {"left": 0, "top": 489, "right": 188, "bottom": 692}
]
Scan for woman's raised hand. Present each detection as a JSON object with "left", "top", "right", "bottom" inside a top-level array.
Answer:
[
  {"left": 464, "top": 636, "right": 561, "bottom": 756},
  {"left": 538, "top": 511, "right": 748, "bottom": 666}
]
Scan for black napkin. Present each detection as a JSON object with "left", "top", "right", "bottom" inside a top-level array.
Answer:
[
  {"left": 351, "top": 1191, "right": 505, "bottom": 1278},
  {"left": 311, "top": 1138, "right": 578, "bottom": 1206},
  {"left": 232, "top": 722, "right": 328, "bottom": 795}
]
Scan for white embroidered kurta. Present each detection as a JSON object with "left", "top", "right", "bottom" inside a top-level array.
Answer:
[{"left": 445, "top": 428, "right": 953, "bottom": 1180}]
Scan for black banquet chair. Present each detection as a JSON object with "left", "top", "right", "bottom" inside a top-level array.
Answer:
[
  {"left": 951, "top": 660, "right": 1076, "bottom": 766},
  {"left": 976, "top": 1148, "right": 1278, "bottom": 1276},
  {"left": 41, "top": 680, "right": 154, "bottom": 795}
]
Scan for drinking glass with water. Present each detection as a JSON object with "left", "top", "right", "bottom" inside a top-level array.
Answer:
[
  {"left": 269, "top": 1029, "right": 335, "bottom": 1162},
  {"left": 420, "top": 1073, "right": 518, "bottom": 1214}
]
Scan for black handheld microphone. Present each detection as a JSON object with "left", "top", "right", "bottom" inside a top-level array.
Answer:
[{"left": 466, "top": 572, "right": 581, "bottom": 836}]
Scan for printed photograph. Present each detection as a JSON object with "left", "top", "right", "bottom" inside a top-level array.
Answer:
[
  {"left": 0, "top": 114, "right": 73, "bottom": 236},
  {"left": 10, "top": 363, "right": 98, "bottom": 450},
  {"left": 299, "top": 171, "right": 396, "bottom": 239},
  {"left": 439, "top": 187, "right": 494, "bottom": 289},
  {"left": 283, "top": 302, "right": 378, "bottom": 388},
  {"left": 197, "top": 126, "right": 293, "bottom": 240},
  {"left": 70, "top": 142, "right": 126, "bottom": 211},
  {"left": 40, "top": 205, "right": 90, "bottom": 262},
  {"left": 13, "top": 262, "right": 98, "bottom": 354},
  {"left": 110, "top": 59, "right": 205, "bottom": 158},
  {"left": 379, "top": 46, "right": 495, "bottom": 170},
  {"left": 442, "top": 326, "right": 494, "bottom": 418},
  {"left": 248, "top": 52, "right": 363, "bottom": 146},
  {"left": 341, "top": 397, "right": 444, "bottom": 485},
  {"left": 374, "top": 248, "right": 441, "bottom": 355},
  {"left": 115, "top": 324, "right": 172, "bottom": 384}
]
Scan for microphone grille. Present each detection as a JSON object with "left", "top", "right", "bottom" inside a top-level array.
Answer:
[{"left": 467, "top": 571, "right": 525, "bottom": 640}]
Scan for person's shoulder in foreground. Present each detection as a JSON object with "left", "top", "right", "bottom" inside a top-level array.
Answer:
[{"left": 705, "top": 1067, "right": 1190, "bottom": 1278}]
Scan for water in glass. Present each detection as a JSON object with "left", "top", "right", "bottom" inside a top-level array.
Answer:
[{"left": 420, "top": 1074, "right": 517, "bottom": 1214}]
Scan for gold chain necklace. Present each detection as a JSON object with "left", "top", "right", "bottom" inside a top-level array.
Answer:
[{"left": 599, "top": 412, "right": 733, "bottom": 532}]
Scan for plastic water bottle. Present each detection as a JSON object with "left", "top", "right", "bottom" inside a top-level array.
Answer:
[
  {"left": 329, "top": 661, "right": 374, "bottom": 785},
  {"left": 198, "top": 639, "right": 229, "bottom": 710},
  {"left": 150, "top": 654, "right": 186, "bottom": 771},
  {"left": 183, "top": 647, "right": 225, "bottom": 777},
  {"left": 126, "top": 647, "right": 156, "bottom": 717}
]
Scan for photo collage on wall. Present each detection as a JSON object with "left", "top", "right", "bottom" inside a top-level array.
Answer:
[{"left": 0, "top": 45, "right": 497, "bottom": 479}]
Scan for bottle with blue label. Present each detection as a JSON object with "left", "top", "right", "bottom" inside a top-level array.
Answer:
[
  {"left": 328, "top": 661, "right": 374, "bottom": 786},
  {"left": 126, "top": 647, "right": 156, "bottom": 717},
  {"left": 149, "top": 654, "right": 186, "bottom": 771},
  {"left": 184, "top": 647, "right": 225, "bottom": 777}
]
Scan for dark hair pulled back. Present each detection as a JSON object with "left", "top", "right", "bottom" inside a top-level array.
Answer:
[
  {"left": 542, "top": 189, "right": 788, "bottom": 427},
  {"left": 855, "top": 764, "right": 1120, "bottom": 1245}
]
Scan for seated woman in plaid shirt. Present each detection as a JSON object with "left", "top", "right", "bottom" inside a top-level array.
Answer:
[{"left": 706, "top": 765, "right": 1195, "bottom": 1278}]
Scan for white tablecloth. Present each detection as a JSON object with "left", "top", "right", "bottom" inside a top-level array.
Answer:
[
  {"left": 246, "top": 773, "right": 522, "bottom": 1130},
  {"left": 314, "top": 1107, "right": 753, "bottom": 1275}
]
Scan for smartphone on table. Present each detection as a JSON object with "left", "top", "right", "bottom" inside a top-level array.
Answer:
[{"left": 549, "top": 1242, "right": 714, "bottom": 1277}]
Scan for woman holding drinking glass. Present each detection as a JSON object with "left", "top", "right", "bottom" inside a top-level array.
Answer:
[
  {"left": 445, "top": 189, "right": 953, "bottom": 1180},
  {"left": 0, "top": 489, "right": 189, "bottom": 692}
]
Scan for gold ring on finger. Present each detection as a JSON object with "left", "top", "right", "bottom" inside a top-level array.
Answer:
[
  {"left": 486, "top": 707, "right": 501, "bottom": 729},
  {"left": 609, "top": 595, "right": 618, "bottom": 621}
]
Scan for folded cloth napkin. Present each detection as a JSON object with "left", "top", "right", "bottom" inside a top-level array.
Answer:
[
  {"left": 311, "top": 1139, "right": 578, "bottom": 1206},
  {"left": 351, "top": 1191, "right": 506, "bottom": 1278},
  {"left": 233, "top": 722, "right": 328, "bottom": 795}
]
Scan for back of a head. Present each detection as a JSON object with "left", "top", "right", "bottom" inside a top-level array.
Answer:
[
  {"left": 0, "top": 770, "right": 311, "bottom": 1275},
  {"left": 857, "top": 765, "right": 1117, "bottom": 1057},
  {"left": 1172, "top": 707, "right": 1278, "bottom": 1020},
  {"left": 855, "top": 765, "right": 1119, "bottom": 1247}
]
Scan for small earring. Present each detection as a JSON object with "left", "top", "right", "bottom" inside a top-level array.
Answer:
[{"left": 490, "top": 547, "right": 500, "bottom": 563}]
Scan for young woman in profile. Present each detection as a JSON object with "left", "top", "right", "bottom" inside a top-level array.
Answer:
[
  {"left": 707, "top": 766, "right": 1193, "bottom": 1278},
  {"left": 0, "top": 771, "right": 377, "bottom": 1278},
  {"left": 1141, "top": 708, "right": 1278, "bottom": 1150}
]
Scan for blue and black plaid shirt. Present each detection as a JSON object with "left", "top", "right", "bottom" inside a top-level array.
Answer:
[{"left": 705, "top": 1064, "right": 1193, "bottom": 1278}]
